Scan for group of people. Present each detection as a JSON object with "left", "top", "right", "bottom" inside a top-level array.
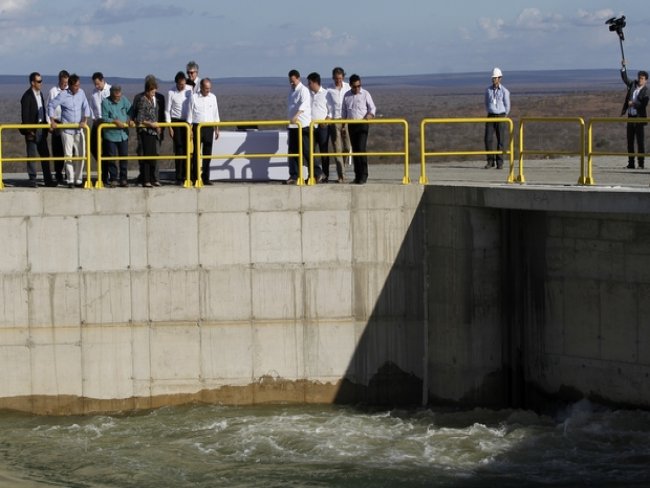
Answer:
[
  {"left": 19, "top": 61, "right": 649, "bottom": 187},
  {"left": 18, "top": 62, "right": 377, "bottom": 188},
  {"left": 286, "top": 67, "right": 376, "bottom": 184},
  {"left": 19, "top": 61, "right": 220, "bottom": 188}
]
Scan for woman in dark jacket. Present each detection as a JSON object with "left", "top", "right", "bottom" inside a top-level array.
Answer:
[{"left": 136, "top": 78, "right": 161, "bottom": 187}]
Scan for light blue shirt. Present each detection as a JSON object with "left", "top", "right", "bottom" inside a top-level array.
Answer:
[
  {"left": 485, "top": 84, "right": 510, "bottom": 115},
  {"left": 341, "top": 88, "right": 376, "bottom": 120},
  {"left": 48, "top": 88, "right": 91, "bottom": 134}
]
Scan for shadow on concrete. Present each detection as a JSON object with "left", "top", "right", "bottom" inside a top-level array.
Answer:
[{"left": 334, "top": 191, "right": 427, "bottom": 406}]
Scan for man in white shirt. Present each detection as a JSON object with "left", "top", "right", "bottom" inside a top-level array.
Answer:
[
  {"left": 326, "top": 67, "right": 351, "bottom": 183},
  {"left": 166, "top": 71, "right": 192, "bottom": 184},
  {"left": 90, "top": 72, "right": 111, "bottom": 169},
  {"left": 187, "top": 78, "right": 220, "bottom": 185},
  {"left": 47, "top": 69, "right": 69, "bottom": 184},
  {"left": 287, "top": 69, "right": 319, "bottom": 184},
  {"left": 307, "top": 72, "right": 328, "bottom": 183}
]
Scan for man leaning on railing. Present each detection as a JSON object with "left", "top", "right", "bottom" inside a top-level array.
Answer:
[{"left": 47, "top": 73, "right": 90, "bottom": 188}]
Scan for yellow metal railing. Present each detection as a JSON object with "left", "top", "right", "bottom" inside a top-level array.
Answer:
[
  {"left": 195, "top": 120, "right": 302, "bottom": 187},
  {"left": 420, "top": 117, "right": 515, "bottom": 185},
  {"left": 518, "top": 117, "right": 585, "bottom": 184},
  {"left": 586, "top": 117, "right": 650, "bottom": 185},
  {"left": 421, "top": 118, "right": 515, "bottom": 184},
  {"left": 0, "top": 123, "right": 92, "bottom": 190},
  {"left": 97, "top": 121, "right": 192, "bottom": 188},
  {"left": 309, "top": 118, "right": 410, "bottom": 185}
]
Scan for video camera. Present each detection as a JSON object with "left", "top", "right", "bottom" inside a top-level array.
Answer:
[{"left": 606, "top": 15, "right": 626, "bottom": 41}]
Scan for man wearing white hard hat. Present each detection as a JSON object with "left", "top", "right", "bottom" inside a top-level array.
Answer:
[{"left": 484, "top": 67, "right": 510, "bottom": 169}]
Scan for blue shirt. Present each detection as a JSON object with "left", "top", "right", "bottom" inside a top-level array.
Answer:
[
  {"left": 485, "top": 84, "right": 510, "bottom": 115},
  {"left": 101, "top": 96, "right": 132, "bottom": 142},
  {"left": 48, "top": 88, "right": 91, "bottom": 134}
]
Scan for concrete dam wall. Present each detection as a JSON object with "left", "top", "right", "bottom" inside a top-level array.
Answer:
[{"left": 1, "top": 184, "right": 649, "bottom": 414}]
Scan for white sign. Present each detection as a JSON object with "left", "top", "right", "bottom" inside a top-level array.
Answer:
[{"left": 207, "top": 130, "right": 307, "bottom": 181}]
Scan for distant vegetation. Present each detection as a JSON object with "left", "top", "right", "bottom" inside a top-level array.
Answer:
[{"left": 0, "top": 70, "right": 627, "bottom": 172}]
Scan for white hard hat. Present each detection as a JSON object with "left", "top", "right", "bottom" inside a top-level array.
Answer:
[{"left": 492, "top": 67, "right": 503, "bottom": 78}]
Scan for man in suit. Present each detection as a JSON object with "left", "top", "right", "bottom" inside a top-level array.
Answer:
[
  {"left": 621, "top": 60, "right": 649, "bottom": 169},
  {"left": 20, "top": 72, "right": 55, "bottom": 187}
]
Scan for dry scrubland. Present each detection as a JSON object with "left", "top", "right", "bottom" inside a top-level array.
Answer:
[{"left": 0, "top": 84, "right": 625, "bottom": 173}]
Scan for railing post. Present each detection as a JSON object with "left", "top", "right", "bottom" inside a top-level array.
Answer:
[
  {"left": 402, "top": 120, "right": 411, "bottom": 185},
  {"left": 419, "top": 120, "right": 428, "bottom": 184},
  {"left": 516, "top": 120, "right": 526, "bottom": 183},
  {"left": 95, "top": 124, "right": 105, "bottom": 189},
  {"left": 0, "top": 127, "right": 4, "bottom": 190},
  {"left": 184, "top": 122, "right": 193, "bottom": 188},
  {"left": 307, "top": 122, "right": 316, "bottom": 186},
  {"left": 506, "top": 119, "right": 515, "bottom": 183}
]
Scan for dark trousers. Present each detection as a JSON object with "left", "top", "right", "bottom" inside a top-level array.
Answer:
[
  {"left": 104, "top": 139, "right": 129, "bottom": 182},
  {"left": 348, "top": 123, "right": 369, "bottom": 183},
  {"left": 51, "top": 132, "right": 65, "bottom": 181},
  {"left": 314, "top": 125, "right": 330, "bottom": 180},
  {"left": 25, "top": 130, "right": 53, "bottom": 183},
  {"left": 172, "top": 118, "right": 188, "bottom": 181},
  {"left": 191, "top": 124, "right": 214, "bottom": 182},
  {"left": 287, "top": 127, "right": 320, "bottom": 179},
  {"left": 627, "top": 117, "right": 645, "bottom": 167},
  {"left": 139, "top": 132, "right": 158, "bottom": 185},
  {"left": 484, "top": 113, "right": 507, "bottom": 166}
]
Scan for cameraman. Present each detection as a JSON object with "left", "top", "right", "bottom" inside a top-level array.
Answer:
[{"left": 621, "top": 60, "right": 649, "bottom": 169}]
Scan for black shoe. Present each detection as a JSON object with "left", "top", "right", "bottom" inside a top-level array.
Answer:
[
  {"left": 484, "top": 162, "right": 495, "bottom": 169},
  {"left": 496, "top": 163, "right": 503, "bottom": 169},
  {"left": 45, "top": 180, "right": 58, "bottom": 187},
  {"left": 29, "top": 180, "right": 38, "bottom": 188},
  {"left": 626, "top": 163, "right": 635, "bottom": 169}
]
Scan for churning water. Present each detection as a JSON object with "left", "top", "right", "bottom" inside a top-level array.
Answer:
[{"left": 0, "top": 400, "right": 649, "bottom": 487}]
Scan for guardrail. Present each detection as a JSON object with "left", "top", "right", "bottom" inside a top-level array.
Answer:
[
  {"left": 97, "top": 121, "right": 192, "bottom": 188},
  {"left": 420, "top": 117, "right": 515, "bottom": 184},
  {"left": 586, "top": 117, "right": 650, "bottom": 185},
  {"left": 517, "top": 117, "right": 586, "bottom": 184},
  {"left": 309, "top": 118, "right": 410, "bottom": 185},
  {"left": 5, "top": 117, "right": 650, "bottom": 189},
  {"left": 0, "top": 123, "right": 91, "bottom": 190}
]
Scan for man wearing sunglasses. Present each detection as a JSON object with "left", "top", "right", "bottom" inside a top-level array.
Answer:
[{"left": 20, "top": 72, "right": 56, "bottom": 187}]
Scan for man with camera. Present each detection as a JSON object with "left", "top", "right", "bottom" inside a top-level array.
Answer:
[{"left": 621, "top": 60, "right": 648, "bottom": 169}]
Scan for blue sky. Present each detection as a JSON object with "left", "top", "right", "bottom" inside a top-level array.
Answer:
[{"left": 0, "top": 0, "right": 647, "bottom": 79}]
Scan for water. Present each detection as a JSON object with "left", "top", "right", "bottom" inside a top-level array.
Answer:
[{"left": 0, "top": 400, "right": 649, "bottom": 487}]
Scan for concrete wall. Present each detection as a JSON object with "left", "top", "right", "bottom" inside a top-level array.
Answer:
[
  {"left": 0, "top": 185, "right": 425, "bottom": 414},
  {"left": 424, "top": 186, "right": 650, "bottom": 409},
  {"left": 2, "top": 183, "right": 650, "bottom": 414}
]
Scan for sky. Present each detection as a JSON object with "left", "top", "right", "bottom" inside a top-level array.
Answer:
[{"left": 0, "top": 0, "right": 647, "bottom": 80}]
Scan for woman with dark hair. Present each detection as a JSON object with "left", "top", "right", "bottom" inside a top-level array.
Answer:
[{"left": 136, "top": 77, "right": 161, "bottom": 187}]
